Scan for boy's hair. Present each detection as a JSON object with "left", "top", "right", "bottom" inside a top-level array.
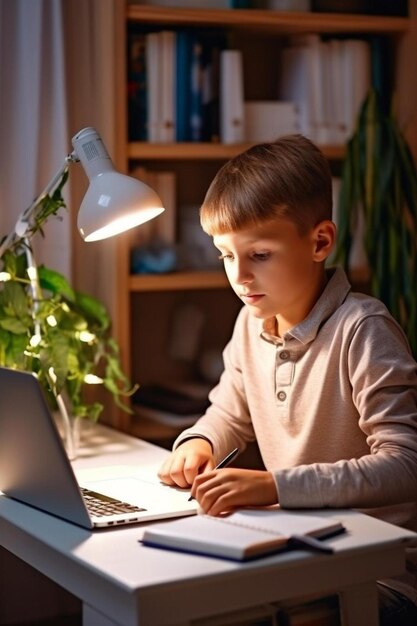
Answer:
[{"left": 200, "top": 134, "right": 333, "bottom": 236}]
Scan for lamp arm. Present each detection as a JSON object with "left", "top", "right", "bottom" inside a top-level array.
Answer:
[
  {"left": 24, "top": 241, "right": 42, "bottom": 338},
  {"left": 0, "top": 152, "right": 78, "bottom": 260}
]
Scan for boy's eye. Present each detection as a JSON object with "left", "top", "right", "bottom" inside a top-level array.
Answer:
[
  {"left": 218, "top": 254, "right": 233, "bottom": 261},
  {"left": 252, "top": 252, "right": 270, "bottom": 261}
]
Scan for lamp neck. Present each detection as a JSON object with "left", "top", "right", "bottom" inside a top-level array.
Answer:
[{"left": 0, "top": 155, "right": 74, "bottom": 260}]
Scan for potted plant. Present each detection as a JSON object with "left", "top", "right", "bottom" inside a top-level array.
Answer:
[
  {"left": 334, "top": 88, "right": 417, "bottom": 357},
  {"left": 0, "top": 172, "right": 136, "bottom": 431}
]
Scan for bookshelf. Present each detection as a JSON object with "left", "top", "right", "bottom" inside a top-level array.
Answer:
[
  {"left": 110, "top": 2, "right": 412, "bottom": 439},
  {"left": 128, "top": 141, "right": 346, "bottom": 160}
]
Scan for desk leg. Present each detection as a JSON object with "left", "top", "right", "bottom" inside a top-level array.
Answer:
[
  {"left": 83, "top": 604, "right": 122, "bottom": 626},
  {"left": 339, "top": 582, "right": 379, "bottom": 626}
]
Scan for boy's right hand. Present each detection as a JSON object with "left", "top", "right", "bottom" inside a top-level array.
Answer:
[{"left": 158, "top": 438, "right": 215, "bottom": 488}]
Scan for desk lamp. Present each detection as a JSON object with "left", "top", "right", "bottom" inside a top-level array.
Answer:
[
  {"left": 0, "top": 127, "right": 164, "bottom": 253},
  {"left": 0, "top": 127, "right": 164, "bottom": 457}
]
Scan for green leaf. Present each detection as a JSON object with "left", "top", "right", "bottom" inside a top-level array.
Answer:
[
  {"left": 0, "top": 317, "right": 28, "bottom": 334},
  {"left": 75, "top": 292, "right": 110, "bottom": 330},
  {"left": 5, "top": 334, "right": 29, "bottom": 367},
  {"left": 55, "top": 307, "right": 88, "bottom": 332},
  {"left": 0, "top": 327, "right": 10, "bottom": 364},
  {"left": 38, "top": 266, "right": 75, "bottom": 302},
  {"left": 336, "top": 88, "right": 417, "bottom": 357},
  {"left": 1, "top": 281, "right": 29, "bottom": 318},
  {"left": 40, "top": 332, "right": 70, "bottom": 391}
]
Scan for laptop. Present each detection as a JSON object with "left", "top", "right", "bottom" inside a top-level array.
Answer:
[{"left": 0, "top": 367, "right": 198, "bottom": 529}]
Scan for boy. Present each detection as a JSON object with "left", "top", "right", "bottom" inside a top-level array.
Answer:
[{"left": 158, "top": 135, "right": 417, "bottom": 624}]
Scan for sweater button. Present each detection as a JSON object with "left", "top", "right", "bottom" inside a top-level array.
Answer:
[
  {"left": 277, "top": 391, "right": 287, "bottom": 401},
  {"left": 280, "top": 350, "right": 290, "bottom": 360}
]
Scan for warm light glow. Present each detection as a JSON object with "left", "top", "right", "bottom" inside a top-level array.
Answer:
[
  {"left": 46, "top": 315, "right": 57, "bottom": 327},
  {"left": 0, "top": 271, "right": 11, "bottom": 281},
  {"left": 29, "top": 334, "right": 42, "bottom": 347},
  {"left": 84, "top": 373, "right": 103, "bottom": 384},
  {"left": 76, "top": 162, "right": 165, "bottom": 242},
  {"left": 79, "top": 330, "right": 96, "bottom": 343},
  {"left": 82, "top": 207, "right": 164, "bottom": 242}
]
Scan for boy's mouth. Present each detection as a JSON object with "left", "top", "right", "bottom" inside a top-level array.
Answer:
[{"left": 240, "top": 293, "right": 264, "bottom": 304}]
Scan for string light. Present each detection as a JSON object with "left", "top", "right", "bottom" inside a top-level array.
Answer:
[
  {"left": 29, "top": 334, "right": 42, "bottom": 347},
  {"left": 46, "top": 315, "right": 57, "bottom": 327},
  {"left": 84, "top": 374, "right": 103, "bottom": 384},
  {"left": 27, "top": 266, "right": 38, "bottom": 280},
  {"left": 79, "top": 330, "right": 96, "bottom": 343}
]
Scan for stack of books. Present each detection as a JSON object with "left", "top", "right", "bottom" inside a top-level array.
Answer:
[{"left": 279, "top": 34, "right": 371, "bottom": 145}]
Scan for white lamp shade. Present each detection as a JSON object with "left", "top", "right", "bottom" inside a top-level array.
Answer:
[
  {"left": 71, "top": 127, "right": 164, "bottom": 242},
  {"left": 77, "top": 171, "right": 164, "bottom": 242}
]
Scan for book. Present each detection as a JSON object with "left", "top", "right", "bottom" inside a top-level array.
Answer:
[
  {"left": 127, "top": 31, "right": 147, "bottom": 141},
  {"left": 220, "top": 49, "right": 245, "bottom": 144},
  {"left": 190, "top": 34, "right": 204, "bottom": 142},
  {"left": 145, "top": 32, "right": 162, "bottom": 142},
  {"left": 175, "top": 30, "right": 193, "bottom": 142},
  {"left": 279, "top": 35, "right": 371, "bottom": 145},
  {"left": 279, "top": 44, "right": 314, "bottom": 140},
  {"left": 141, "top": 509, "right": 345, "bottom": 561},
  {"left": 160, "top": 31, "right": 176, "bottom": 143},
  {"left": 197, "top": 30, "right": 227, "bottom": 142},
  {"left": 244, "top": 101, "right": 298, "bottom": 142}
]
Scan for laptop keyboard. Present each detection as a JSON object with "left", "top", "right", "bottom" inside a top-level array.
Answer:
[{"left": 81, "top": 487, "right": 147, "bottom": 517}]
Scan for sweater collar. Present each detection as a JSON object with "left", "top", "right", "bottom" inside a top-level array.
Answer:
[{"left": 261, "top": 267, "right": 351, "bottom": 345}]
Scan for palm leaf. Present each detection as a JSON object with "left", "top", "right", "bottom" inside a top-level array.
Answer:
[{"left": 335, "top": 88, "right": 417, "bottom": 356}]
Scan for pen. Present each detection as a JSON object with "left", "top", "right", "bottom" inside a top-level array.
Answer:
[
  {"left": 214, "top": 447, "right": 240, "bottom": 469},
  {"left": 188, "top": 447, "right": 240, "bottom": 501}
]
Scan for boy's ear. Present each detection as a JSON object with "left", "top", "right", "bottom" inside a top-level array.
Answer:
[{"left": 312, "top": 220, "right": 336, "bottom": 261}]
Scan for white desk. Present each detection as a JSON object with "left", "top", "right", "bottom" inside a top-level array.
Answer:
[{"left": 0, "top": 422, "right": 415, "bottom": 626}]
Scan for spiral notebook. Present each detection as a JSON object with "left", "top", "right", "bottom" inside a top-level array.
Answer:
[{"left": 141, "top": 508, "right": 345, "bottom": 561}]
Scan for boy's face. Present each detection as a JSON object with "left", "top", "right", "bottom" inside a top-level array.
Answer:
[{"left": 213, "top": 217, "right": 333, "bottom": 331}]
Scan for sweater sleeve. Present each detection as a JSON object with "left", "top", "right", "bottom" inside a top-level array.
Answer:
[
  {"left": 173, "top": 310, "right": 256, "bottom": 462},
  {"left": 276, "top": 315, "right": 417, "bottom": 509}
]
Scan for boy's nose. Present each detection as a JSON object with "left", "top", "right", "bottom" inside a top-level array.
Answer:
[{"left": 230, "top": 260, "right": 252, "bottom": 285}]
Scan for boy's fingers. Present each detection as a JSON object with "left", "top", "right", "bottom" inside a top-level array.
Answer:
[
  {"left": 157, "top": 459, "right": 176, "bottom": 485},
  {"left": 168, "top": 455, "right": 192, "bottom": 488},
  {"left": 183, "top": 454, "right": 215, "bottom": 485}
]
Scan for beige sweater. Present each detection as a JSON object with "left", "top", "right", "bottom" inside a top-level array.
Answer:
[{"left": 175, "top": 267, "right": 417, "bottom": 601}]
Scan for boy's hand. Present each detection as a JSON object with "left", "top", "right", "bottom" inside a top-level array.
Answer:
[
  {"left": 191, "top": 468, "right": 278, "bottom": 516},
  {"left": 158, "top": 438, "right": 215, "bottom": 488}
]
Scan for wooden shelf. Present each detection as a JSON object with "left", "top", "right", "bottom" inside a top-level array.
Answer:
[
  {"left": 127, "top": 5, "right": 409, "bottom": 35},
  {"left": 129, "top": 270, "right": 229, "bottom": 292},
  {"left": 115, "top": 2, "right": 413, "bottom": 435},
  {"left": 128, "top": 142, "right": 346, "bottom": 161}
]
